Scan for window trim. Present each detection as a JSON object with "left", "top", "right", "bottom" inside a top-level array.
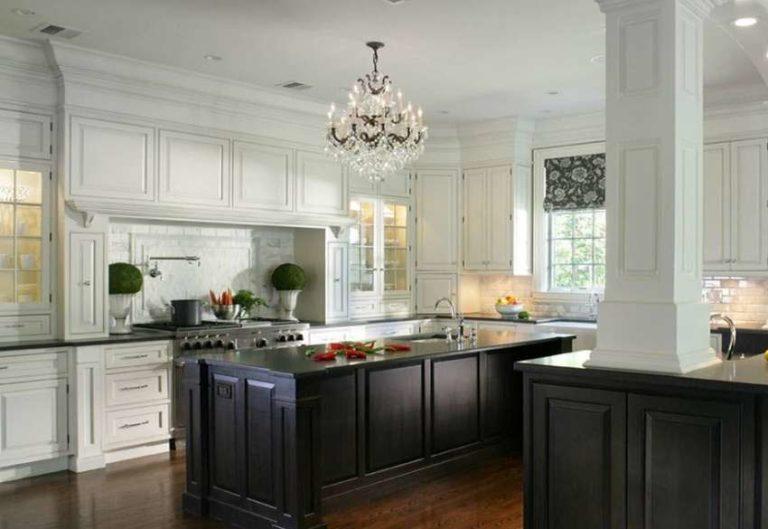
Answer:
[{"left": 532, "top": 142, "right": 605, "bottom": 299}]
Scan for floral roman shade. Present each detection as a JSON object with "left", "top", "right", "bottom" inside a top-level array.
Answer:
[{"left": 543, "top": 154, "right": 606, "bottom": 211}]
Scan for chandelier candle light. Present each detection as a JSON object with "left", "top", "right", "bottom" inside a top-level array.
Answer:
[{"left": 326, "top": 41, "right": 427, "bottom": 182}]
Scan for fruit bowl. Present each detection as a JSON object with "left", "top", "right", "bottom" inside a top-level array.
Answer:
[{"left": 496, "top": 303, "right": 525, "bottom": 316}]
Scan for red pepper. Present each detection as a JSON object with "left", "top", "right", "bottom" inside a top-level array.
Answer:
[
  {"left": 312, "top": 351, "right": 337, "bottom": 362},
  {"left": 385, "top": 343, "right": 411, "bottom": 352},
  {"left": 344, "top": 349, "right": 367, "bottom": 360},
  {"left": 328, "top": 342, "right": 346, "bottom": 351}
]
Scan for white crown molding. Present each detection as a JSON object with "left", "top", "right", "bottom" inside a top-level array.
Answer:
[{"left": 595, "top": 0, "right": 726, "bottom": 17}]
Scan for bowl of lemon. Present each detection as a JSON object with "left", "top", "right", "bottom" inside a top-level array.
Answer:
[{"left": 495, "top": 295, "right": 525, "bottom": 317}]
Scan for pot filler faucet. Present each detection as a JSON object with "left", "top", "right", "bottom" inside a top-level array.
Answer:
[
  {"left": 710, "top": 313, "right": 737, "bottom": 360},
  {"left": 434, "top": 297, "right": 465, "bottom": 339}
]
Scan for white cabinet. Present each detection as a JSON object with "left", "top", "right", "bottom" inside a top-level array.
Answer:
[
  {"left": 0, "top": 349, "right": 69, "bottom": 470},
  {"left": 69, "top": 116, "right": 155, "bottom": 201},
  {"left": 326, "top": 242, "right": 349, "bottom": 322},
  {"left": 415, "top": 169, "right": 458, "bottom": 271},
  {"left": 350, "top": 170, "right": 410, "bottom": 198},
  {"left": 296, "top": 150, "right": 347, "bottom": 216},
  {"left": 703, "top": 139, "right": 768, "bottom": 273},
  {"left": 159, "top": 130, "right": 230, "bottom": 207},
  {"left": 0, "top": 377, "right": 68, "bottom": 467},
  {"left": 68, "top": 232, "right": 105, "bottom": 336},
  {"left": 233, "top": 140, "right": 294, "bottom": 212},
  {"left": 414, "top": 273, "right": 457, "bottom": 313},
  {"left": 463, "top": 164, "right": 531, "bottom": 273},
  {"left": 0, "top": 109, "right": 51, "bottom": 160}
]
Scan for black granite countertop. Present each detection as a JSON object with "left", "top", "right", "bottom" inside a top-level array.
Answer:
[
  {"left": 307, "top": 313, "right": 596, "bottom": 328},
  {"left": 194, "top": 330, "right": 575, "bottom": 379},
  {"left": 515, "top": 350, "right": 768, "bottom": 393},
  {"left": 0, "top": 329, "right": 174, "bottom": 352}
]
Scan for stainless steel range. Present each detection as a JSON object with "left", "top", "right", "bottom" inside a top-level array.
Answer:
[{"left": 134, "top": 318, "right": 310, "bottom": 443}]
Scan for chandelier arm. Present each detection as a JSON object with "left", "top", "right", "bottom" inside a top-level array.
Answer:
[{"left": 329, "top": 128, "right": 350, "bottom": 145}]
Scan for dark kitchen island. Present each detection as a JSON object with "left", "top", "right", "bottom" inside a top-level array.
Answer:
[{"left": 181, "top": 330, "right": 574, "bottom": 529}]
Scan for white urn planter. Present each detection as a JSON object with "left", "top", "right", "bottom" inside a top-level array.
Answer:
[
  {"left": 278, "top": 290, "right": 301, "bottom": 321},
  {"left": 109, "top": 293, "right": 134, "bottom": 334}
]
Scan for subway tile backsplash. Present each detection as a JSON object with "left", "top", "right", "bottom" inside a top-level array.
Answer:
[
  {"left": 474, "top": 274, "right": 768, "bottom": 327},
  {"left": 109, "top": 220, "right": 295, "bottom": 322}
]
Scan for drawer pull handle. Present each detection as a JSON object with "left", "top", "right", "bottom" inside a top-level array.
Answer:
[
  {"left": 119, "top": 384, "right": 149, "bottom": 391},
  {"left": 122, "top": 354, "right": 149, "bottom": 360},
  {"left": 81, "top": 280, "right": 91, "bottom": 287},
  {"left": 119, "top": 420, "right": 150, "bottom": 429},
  {"left": 0, "top": 366, "right": 7, "bottom": 370}
]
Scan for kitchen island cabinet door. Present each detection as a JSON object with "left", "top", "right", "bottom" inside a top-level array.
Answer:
[
  {"left": 158, "top": 130, "right": 230, "bottom": 208},
  {"left": 627, "top": 394, "right": 751, "bottom": 529},
  {"left": 530, "top": 383, "right": 626, "bottom": 529}
]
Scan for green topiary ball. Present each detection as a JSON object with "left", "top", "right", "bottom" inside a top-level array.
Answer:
[
  {"left": 109, "top": 262, "right": 143, "bottom": 295},
  {"left": 271, "top": 263, "right": 307, "bottom": 291}
]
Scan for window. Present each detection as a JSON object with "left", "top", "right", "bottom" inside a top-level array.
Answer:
[{"left": 548, "top": 209, "right": 605, "bottom": 291}]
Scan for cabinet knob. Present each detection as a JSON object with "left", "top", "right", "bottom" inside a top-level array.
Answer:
[{"left": 82, "top": 280, "right": 91, "bottom": 286}]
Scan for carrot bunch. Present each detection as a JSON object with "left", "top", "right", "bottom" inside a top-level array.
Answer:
[{"left": 210, "top": 289, "right": 234, "bottom": 305}]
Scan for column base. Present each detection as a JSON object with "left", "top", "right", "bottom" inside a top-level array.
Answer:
[{"left": 587, "top": 300, "right": 721, "bottom": 374}]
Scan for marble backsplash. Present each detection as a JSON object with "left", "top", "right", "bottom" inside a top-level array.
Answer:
[{"left": 109, "top": 220, "right": 295, "bottom": 323}]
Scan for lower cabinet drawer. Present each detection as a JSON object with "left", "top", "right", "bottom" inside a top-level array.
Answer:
[
  {"left": 104, "top": 404, "right": 170, "bottom": 449},
  {"left": 349, "top": 299, "right": 378, "bottom": 318},
  {"left": 0, "top": 315, "right": 51, "bottom": 340},
  {"left": 0, "top": 350, "right": 68, "bottom": 381},
  {"left": 105, "top": 367, "right": 169, "bottom": 408},
  {"left": 105, "top": 341, "right": 171, "bottom": 369}
]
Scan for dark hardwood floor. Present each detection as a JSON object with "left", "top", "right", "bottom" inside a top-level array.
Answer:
[{"left": 0, "top": 452, "right": 523, "bottom": 529}]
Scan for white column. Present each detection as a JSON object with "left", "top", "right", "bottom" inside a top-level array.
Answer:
[{"left": 589, "top": 0, "right": 725, "bottom": 373}]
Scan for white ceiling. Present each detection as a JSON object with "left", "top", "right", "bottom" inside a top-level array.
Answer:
[{"left": 0, "top": 0, "right": 765, "bottom": 123}]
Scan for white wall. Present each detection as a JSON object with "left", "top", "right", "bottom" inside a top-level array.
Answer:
[{"left": 108, "top": 220, "right": 295, "bottom": 322}]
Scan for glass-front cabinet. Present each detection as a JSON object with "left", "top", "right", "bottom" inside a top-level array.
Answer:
[
  {"left": 349, "top": 195, "right": 411, "bottom": 318},
  {"left": 0, "top": 162, "right": 49, "bottom": 308}
]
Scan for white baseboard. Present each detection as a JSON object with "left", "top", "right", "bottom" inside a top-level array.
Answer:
[
  {"left": 104, "top": 441, "right": 170, "bottom": 464},
  {"left": 0, "top": 456, "right": 69, "bottom": 483},
  {"left": 68, "top": 453, "right": 106, "bottom": 473}
]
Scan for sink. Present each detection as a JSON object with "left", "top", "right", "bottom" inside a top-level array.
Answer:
[{"left": 400, "top": 333, "right": 458, "bottom": 343}]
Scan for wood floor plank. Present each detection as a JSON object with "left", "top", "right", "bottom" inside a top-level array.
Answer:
[{"left": 0, "top": 453, "right": 523, "bottom": 529}]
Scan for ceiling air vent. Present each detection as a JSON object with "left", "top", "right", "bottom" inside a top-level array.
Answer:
[
  {"left": 31, "top": 23, "right": 82, "bottom": 39},
  {"left": 277, "top": 81, "right": 312, "bottom": 91}
]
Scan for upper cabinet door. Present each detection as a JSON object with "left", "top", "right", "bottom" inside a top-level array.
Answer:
[
  {"left": 0, "top": 109, "right": 51, "bottom": 160},
  {"left": 730, "top": 138, "right": 768, "bottom": 271},
  {"left": 159, "top": 130, "right": 230, "bottom": 207},
  {"left": 463, "top": 169, "right": 487, "bottom": 271},
  {"left": 233, "top": 140, "right": 293, "bottom": 212},
  {"left": 295, "top": 151, "right": 347, "bottom": 216},
  {"left": 703, "top": 143, "right": 731, "bottom": 271},
  {"left": 380, "top": 170, "right": 411, "bottom": 198},
  {"left": 70, "top": 117, "right": 156, "bottom": 201},
  {"left": 415, "top": 169, "right": 458, "bottom": 271},
  {"left": 511, "top": 162, "right": 533, "bottom": 275},
  {"left": 485, "top": 166, "right": 513, "bottom": 271},
  {"left": 414, "top": 273, "right": 457, "bottom": 313}
]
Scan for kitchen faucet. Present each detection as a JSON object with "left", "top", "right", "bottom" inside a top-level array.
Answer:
[
  {"left": 434, "top": 297, "right": 465, "bottom": 339},
  {"left": 709, "top": 313, "right": 737, "bottom": 360}
]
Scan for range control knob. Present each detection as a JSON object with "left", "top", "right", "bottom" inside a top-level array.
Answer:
[
  {"left": 181, "top": 342, "right": 192, "bottom": 351},
  {"left": 204, "top": 341, "right": 214, "bottom": 349},
  {"left": 294, "top": 333, "right": 304, "bottom": 342},
  {"left": 286, "top": 334, "right": 296, "bottom": 342},
  {"left": 226, "top": 342, "right": 237, "bottom": 350},
  {"left": 192, "top": 342, "right": 202, "bottom": 350},
  {"left": 277, "top": 334, "right": 288, "bottom": 343},
  {"left": 214, "top": 340, "right": 225, "bottom": 348},
  {"left": 256, "top": 339, "right": 268, "bottom": 348}
]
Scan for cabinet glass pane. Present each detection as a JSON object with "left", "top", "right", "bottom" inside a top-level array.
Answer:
[
  {"left": 383, "top": 201, "right": 409, "bottom": 294},
  {"left": 18, "top": 238, "right": 41, "bottom": 271},
  {"left": 16, "top": 171, "right": 42, "bottom": 204},
  {"left": 0, "top": 205, "right": 13, "bottom": 236},
  {"left": 0, "top": 168, "right": 46, "bottom": 305},
  {"left": 350, "top": 197, "right": 378, "bottom": 294},
  {"left": 17, "top": 270, "right": 41, "bottom": 303},
  {"left": 0, "top": 170, "right": 13, "bottom": 202},
  {"left": 0, "top": 271, "right": 13, "bottom": 303},
  {"left": 16, "top": 205, "right": 42, "bottom": 237}
]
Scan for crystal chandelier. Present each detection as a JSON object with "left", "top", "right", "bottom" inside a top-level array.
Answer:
[{"left": 326, "top": 41, "right": 427, "bottom": 182}]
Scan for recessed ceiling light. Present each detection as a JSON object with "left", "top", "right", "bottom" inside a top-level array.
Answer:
[
  {"left": 546, "top": 90, "right": 560, "bottom": 96},
  {"left": 590, "top": 54, "right": 605, "bottom": 64},
  {"left": 203, "top": 54, "right": 222, "bottom": 61},
  {"left": 11, "top": 8, "right": 35, "bottom": 16},
  {"left": 733, "top": 17, "right": 758, "bottom": 27},
  {"left": 438, "top": 110, "right": 450, "bottom": 115},
  {"left": 383, "top": 0, "right": 407, "bottom": 4}
]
